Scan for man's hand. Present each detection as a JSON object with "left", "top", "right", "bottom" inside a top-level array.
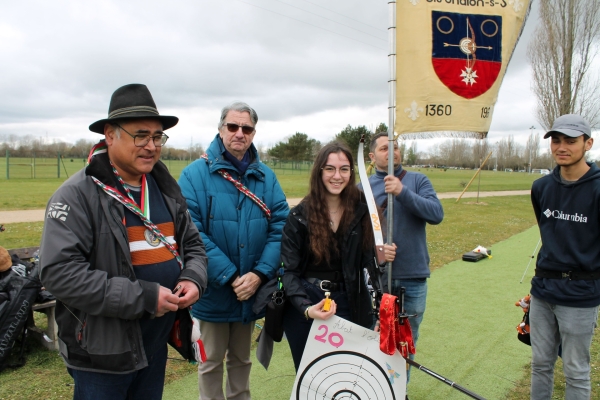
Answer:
[
  {"left": 232, "top": 272, "right": 262, "bottom": 301},
  {"left": 156, "top": 286, "right": 180, "bottom": 317},
  {"left": 173, "top": 280, "right": 200, "bottom": 309},
  {"left": 383, "top": 175, "right": 403, "bottom": 196},
  {"left": 382, "top": 243, "right": 397, "bottom": 263}
]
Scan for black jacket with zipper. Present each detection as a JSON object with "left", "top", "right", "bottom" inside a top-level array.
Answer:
[
  {"left": 40, "top": 152, "right": 207, "bottom": 373},
  {"left": 280, "top": 200, "right": 380, "bottom": 328}
]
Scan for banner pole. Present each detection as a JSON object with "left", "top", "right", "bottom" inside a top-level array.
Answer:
[{"left": 387, "top": 0, "right": 396, "bottom": 292}]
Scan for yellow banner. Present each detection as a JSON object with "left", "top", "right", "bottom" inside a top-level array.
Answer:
[{"left": 395, "top": 0, "right": 531, "bottom": 138}]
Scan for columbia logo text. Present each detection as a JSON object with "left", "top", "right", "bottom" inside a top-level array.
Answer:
[{"left": 543, "top": 209, "right": 588, "bottom": 223}]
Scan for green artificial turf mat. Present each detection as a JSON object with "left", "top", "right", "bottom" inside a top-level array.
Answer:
[{"left": 409, "top": 225, "right": 538, "bottom": 399}]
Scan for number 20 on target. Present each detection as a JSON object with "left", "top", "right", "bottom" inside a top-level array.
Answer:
[{"left": 314, "top": 325, "right": 344, "bottom": 348}]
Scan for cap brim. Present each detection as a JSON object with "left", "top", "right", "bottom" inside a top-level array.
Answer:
[
  {"left": 89, "top": 115, "right": 179, "bottom": 134},
  {"left": 543, "top": 128, "right": 586, "bottom": 139}
]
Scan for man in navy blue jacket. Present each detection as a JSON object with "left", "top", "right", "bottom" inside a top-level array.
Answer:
[
  {"left": 529, "top": 114, "right": 600, "bottom": 400},
  {"left": 365, "top": 132, "right": 444, "bottom": 392}
]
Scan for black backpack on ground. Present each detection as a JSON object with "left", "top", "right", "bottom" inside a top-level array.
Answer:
[{"left": 0, "top": 264, "right": 42, "bottom": 371}]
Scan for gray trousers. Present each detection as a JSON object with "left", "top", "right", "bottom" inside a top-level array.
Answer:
[
  {"left": 198, "top": 320, "right": 254, "bottom": 400},
  {"left": 530, "top": 295, "right": 599, "bottom": 400}
]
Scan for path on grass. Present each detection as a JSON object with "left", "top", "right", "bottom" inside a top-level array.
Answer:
[{"left": 0, "top": 190, "right": 530, "bottom": 224}]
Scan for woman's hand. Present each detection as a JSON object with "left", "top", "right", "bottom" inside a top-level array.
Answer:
[
  {"left": 383, "top": 243, "right": 397, "bottom": 263},
  {"left": 307, "top": 298, "right": 337, "bottom": 320}
]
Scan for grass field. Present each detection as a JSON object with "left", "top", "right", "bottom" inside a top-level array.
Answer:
[
  {"left": 1, "top": 195, "right": 598, "bottom": 399},
  {"left": 0, "top": 160, "right": 541, "bottom": 210}
]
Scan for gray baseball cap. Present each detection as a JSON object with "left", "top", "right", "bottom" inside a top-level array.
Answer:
[{"left": 544, "top": 114, "right": 591, "bottom": 139}]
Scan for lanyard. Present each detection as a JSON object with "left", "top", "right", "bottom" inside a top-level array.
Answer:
[
  {"left": 111, "top": 166, "right": 150, "bottom": 221},
  {"left": 90, "top": 164, "right": 183, "bottom": 270}
]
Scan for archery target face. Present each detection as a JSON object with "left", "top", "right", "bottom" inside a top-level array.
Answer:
[{"left": 290, "top": 316, "right": 406, "bottom": 400}]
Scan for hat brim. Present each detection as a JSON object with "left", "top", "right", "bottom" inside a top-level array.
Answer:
[
  {"left": 543, "top": 128, "right": 586, "bottom": 139},
  {"left": 89, "top": 114, "right": 179, "bottom": 134}
]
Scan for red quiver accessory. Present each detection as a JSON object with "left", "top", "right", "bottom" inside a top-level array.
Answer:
[
  {"left": 515, "top": 295, "right": 531, "bottom": 346},
  {"left": 379, "top": 293, "right": 415, "bottom": 357}
]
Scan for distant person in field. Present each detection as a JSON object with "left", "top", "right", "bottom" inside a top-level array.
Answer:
[
  {"left": 178, "top": 102, "right": 289, "bottom": 400},
  {"left": 529, "top": 114, "right": 600, "bottom": 400},
  {"left": 364, "top": 132, "right": 444, "bottom": 387},
  {"left": 39, "top": 83, "right": 208, "bottom": 400}
]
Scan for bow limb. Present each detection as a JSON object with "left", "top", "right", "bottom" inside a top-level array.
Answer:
[{"left": 357, "top": 135, "right": 386, "bottom": 266}]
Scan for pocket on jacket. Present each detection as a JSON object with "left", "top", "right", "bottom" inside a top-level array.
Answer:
[
  {"left": 82, "top": 315, "right": 137, "bottom": 371},
  {"left": 206, "top": 196, "right": 213, "bottom": 234},
  {"left": 75, "top": 314, "right": 88, "bottom": 350}
]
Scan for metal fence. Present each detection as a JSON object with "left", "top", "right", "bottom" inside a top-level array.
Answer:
[
  {"left": 1, "top": 150, "right": 313, "bottom": 180},
  {"left": 2, "top": 150, "right": 82, "bottom": 179}
]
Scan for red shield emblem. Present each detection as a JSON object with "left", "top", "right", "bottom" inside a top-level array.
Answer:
[{"left": 432, "top": 11, "right": 502, "bottom": 99}]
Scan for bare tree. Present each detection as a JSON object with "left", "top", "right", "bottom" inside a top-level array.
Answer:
[
  {"left": 528, "top": 0, "right": 600, "bottom": 129},
  {"left": 472, "top": 139, "right": 491, "bottom": 169},
  {"left": 525, "top": 129, "right": 541, "bottom": 171}
]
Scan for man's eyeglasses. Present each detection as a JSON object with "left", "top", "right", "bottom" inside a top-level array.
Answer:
[
  {"left": 321, "top": 165, "right": 352, "bottom": 177},
  {"left": 116, "top": 124, "right": 168, "bottom": 147},
  {"left": 224, "top": 123, "right": 255, "bottom": 135}
]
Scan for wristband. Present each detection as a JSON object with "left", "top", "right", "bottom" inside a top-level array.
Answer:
[{"left": 304, "top": 305, "right": 312, "bottom": 320}]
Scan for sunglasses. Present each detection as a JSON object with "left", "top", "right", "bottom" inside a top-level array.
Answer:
[{"left": 224, "top": 123, "right": 255, "bottom": 135}]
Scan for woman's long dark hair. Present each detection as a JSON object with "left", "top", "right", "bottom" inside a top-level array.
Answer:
[{"left": 303, "top": 142, "right": 374, "bottom": 265}]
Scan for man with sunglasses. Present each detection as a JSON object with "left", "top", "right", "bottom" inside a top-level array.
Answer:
[
  {"left": 179, "top": 102, "right": 288, "bottom": 400},
  {"left": 40, "top": 84, "right": 208, "bottom": 400}
]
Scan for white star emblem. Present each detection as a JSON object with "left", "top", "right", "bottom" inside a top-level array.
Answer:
[{"left": 460, "top": 67, "right": 478, "bottom": 85}]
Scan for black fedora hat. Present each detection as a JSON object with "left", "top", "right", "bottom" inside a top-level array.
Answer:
[{"left": 89, "top": 84, "right": 179, "bottom": 133}]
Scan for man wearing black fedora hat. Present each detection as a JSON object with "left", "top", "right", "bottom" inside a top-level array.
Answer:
[
  {"left": 40, "top": 84, "right": 208, "bottom": 400},
  {"left": 529, "top": 114, "right": 600, "bottom": 399}
]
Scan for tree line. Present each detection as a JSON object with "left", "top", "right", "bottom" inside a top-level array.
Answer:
[
  {"left": 0, "top": 134, "right": 205, "bottom": 161},
  {"left": 2, "top": 126, "right": 596, "bottom": 172}
]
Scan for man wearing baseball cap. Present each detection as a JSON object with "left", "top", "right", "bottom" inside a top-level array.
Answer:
[
  {"left": 40, "top": 84, "right": 207, "bottom": 400},
  {"left": 529, "top": 114, "right": 599, "bottom": 399}
]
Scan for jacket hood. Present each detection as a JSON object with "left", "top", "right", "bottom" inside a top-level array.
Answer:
[{"left": 551, "top": 162, "right": 600, "bottom": 186}]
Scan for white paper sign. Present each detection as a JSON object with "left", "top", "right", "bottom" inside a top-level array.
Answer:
[{"left": 290, "top": 315, "right": 407, "bottom": 400}]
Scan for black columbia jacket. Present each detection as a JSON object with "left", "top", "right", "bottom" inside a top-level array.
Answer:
[{"left": 531, "top": 162, "right": 600, "bottom": 308}]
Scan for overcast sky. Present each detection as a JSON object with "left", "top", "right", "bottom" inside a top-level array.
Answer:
[{"left": 0, "top": 0, "right": 597, "bottom": 158}]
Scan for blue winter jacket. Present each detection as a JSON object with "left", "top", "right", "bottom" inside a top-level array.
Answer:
[{"left": 179, "top": 135, "right": 289, "bottom": 323}]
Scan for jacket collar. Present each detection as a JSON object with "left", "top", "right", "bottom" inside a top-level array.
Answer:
[
  {"left": 374, "top": 164, "right": 403, "bottom": 178},
  {"left": 86, "top": 152, "right": 183, "bottom": 202},
  {"left": 552, "top": 162, "right": 600, "bottom": 186}
]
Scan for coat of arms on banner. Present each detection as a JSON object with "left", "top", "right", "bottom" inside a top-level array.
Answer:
[
  {"left": 432, "top": 11, "right": 502, "bottom": 99},
  {"left": 290, "top": 316, "right": 406, "bottom": 399}
]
